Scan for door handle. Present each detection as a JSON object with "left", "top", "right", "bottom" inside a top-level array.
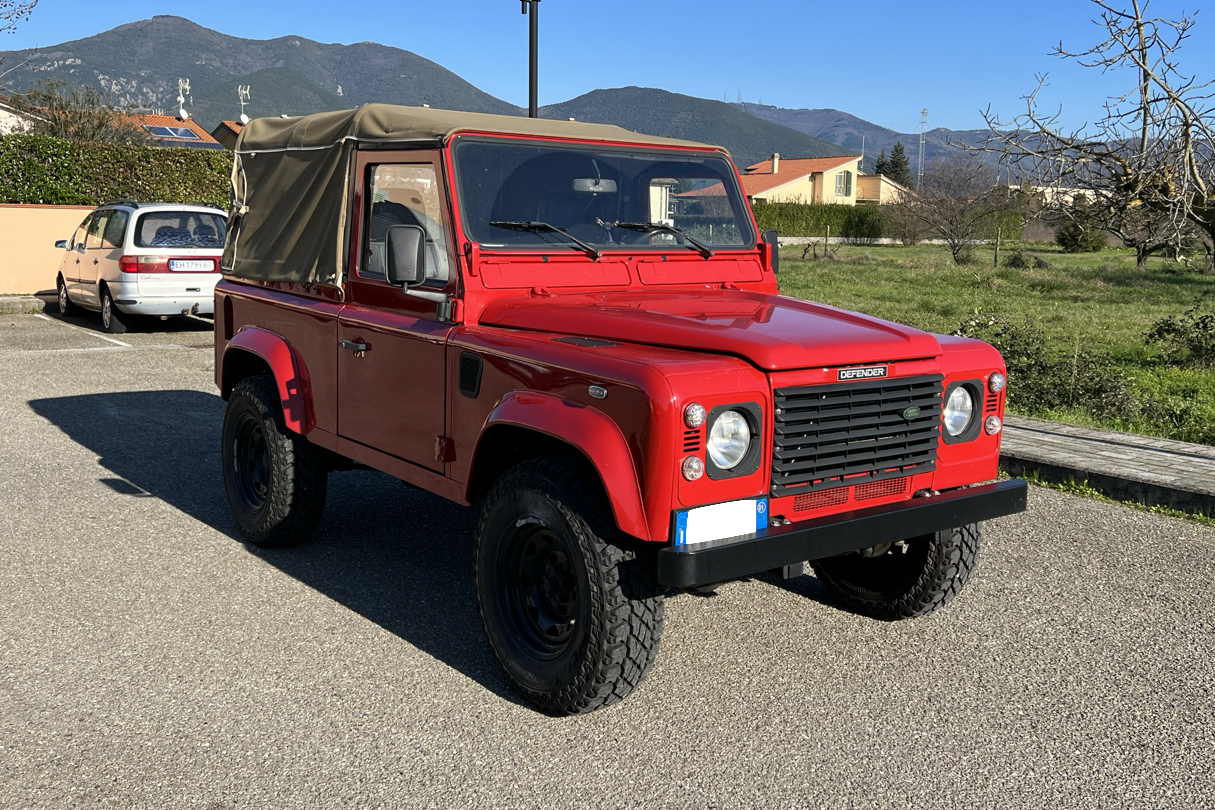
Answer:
[
  {"left": 339, "top": 339, "right": 368, "bottom": 358},
  {"left": 93, "top": 258, "right": 99, "bottom": 265}
]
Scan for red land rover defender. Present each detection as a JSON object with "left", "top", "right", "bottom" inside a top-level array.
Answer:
[{"left": 215, "top": 106, "right": 1027, "bottom": 715}]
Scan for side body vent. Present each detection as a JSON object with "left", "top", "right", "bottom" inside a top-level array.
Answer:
[{"left": 459, "top": 352, "right": 483, "bottom": 398}]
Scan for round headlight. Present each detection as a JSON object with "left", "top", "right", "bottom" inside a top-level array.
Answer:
[
  {"left": 684, "top": 403, "right": 707, "bottom": 429},
  {"left": 989, "top": 372, "right": 1007, "bottom": 393},
  {"left": 943, "top": 387, "right": 974, "bottom": 437},
  {"left": 708, "top": 410, "right": 751, "bottom": 469}
]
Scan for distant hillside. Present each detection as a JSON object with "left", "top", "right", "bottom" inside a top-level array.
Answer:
[
  {"left": 190, "top": 68, "right": 349, "bottom": 127},
  {"left": 734, "top": 103, "right": 993, "bottom": 174},
  {"left": 0, "top": 15, "right": 521, "bottom": 126},
  {"left": 541, "top": 88, "right": 848, "bottom": 168}
]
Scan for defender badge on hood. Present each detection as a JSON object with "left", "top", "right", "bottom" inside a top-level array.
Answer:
[{"left": 838, "top": 365, "right": 888, "bottom": 381}]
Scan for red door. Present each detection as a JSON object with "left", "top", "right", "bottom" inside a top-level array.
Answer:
[{"left": 338, "top": 152, "right": 457, "bottom": 473}]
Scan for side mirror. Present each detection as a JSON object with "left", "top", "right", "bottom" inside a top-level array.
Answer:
[
  {"left": 385, "top": 224, "right": 426, "bottom": 287},
  {"left": 762, "top": 229, "right": 780, "bottom": 274},
  {"left": 55, "top": 239, "right": 68, "bottom": 249}
]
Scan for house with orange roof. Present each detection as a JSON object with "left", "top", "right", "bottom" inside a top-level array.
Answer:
[
  {"left": 123, "top": 113, "right": 225, "bottom": 149},
  {"left": 210, "top": 120, "right": 245, "bottom": 150},
  {"left": 739, "top": 154, "right": 864, "bottom": 205}
]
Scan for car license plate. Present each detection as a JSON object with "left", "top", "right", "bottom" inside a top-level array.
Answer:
[
  {"left": 675, "top": 498, "right": 768, "bottom": 547},
  {"left": 169, "top": 259, "right": 213, "bottom": 272}
]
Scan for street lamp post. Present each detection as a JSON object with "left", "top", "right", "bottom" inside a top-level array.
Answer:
[{"left": 522, "top": 0, "right": 540, "bottom": 118}]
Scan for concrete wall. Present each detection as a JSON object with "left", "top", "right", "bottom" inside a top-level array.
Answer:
[{"left": 0, "top": 205, "right": 95, "bottom": 294}]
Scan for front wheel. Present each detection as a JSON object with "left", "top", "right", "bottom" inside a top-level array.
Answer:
[
  {"left": 474, "top": 457, "right": 665, "bottom": 715},
  {"left": 812, "top": 523, "right": 981, "bottom": 620},
  {"left": 221, "top": 374, "right": 328, "bottom": 547},
  {"left": 57, "top": 276, "right": 79, "bottom": 317}
]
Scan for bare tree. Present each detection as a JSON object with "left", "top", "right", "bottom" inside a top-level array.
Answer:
[
  {"left": 0, "top": 0, "right": 37, "bottom": 35},
  {"left": 889, "top": 156, "right": 1024, "bottom": 263},
  {"left": 980, "top": 1, "right": 1215, "bottom": 257},
  {"left": 9, "top": 79, "right": 143, "bottom": 143}
]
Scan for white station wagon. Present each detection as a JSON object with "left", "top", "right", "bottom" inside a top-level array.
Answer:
[{"left": 56, "top": 201, "right": 227, "bottom": 333}]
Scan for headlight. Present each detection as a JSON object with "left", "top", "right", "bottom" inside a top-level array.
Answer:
[
  {"left": 989, "top": 372, "right": 1007, "bottom": 393},
  {"left": 943, "top": 387, "right": 974, "bottom": 437},
  {"left": 708, "top": 410, "right": 751, "bottom": 469}
]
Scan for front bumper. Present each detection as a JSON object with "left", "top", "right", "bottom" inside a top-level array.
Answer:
[{"left": 656, "top": 479, "right": 1028, "bottom": 588}]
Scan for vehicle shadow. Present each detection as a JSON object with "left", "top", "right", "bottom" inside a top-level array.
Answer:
[
  {"left": 29, "top": 389, "right": 518, "bottom": 704},
  {"left": 49, "top": 302, "right": 215, "bottom": 335}
]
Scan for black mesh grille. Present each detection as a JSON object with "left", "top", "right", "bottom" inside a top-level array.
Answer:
[
  {"left": 459, "top": 352, "right": 483, "bottom": 398},
  {"left": 772, "top": 374, "right": 942, "bottom": 496}
]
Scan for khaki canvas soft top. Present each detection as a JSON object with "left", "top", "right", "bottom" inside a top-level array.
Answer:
[{"left": 221, "top": 104, "right": 725, "bottom": 287}]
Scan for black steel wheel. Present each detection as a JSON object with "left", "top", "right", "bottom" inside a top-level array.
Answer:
[
  {"left": 475, "top": 457, "right": 664, "bottom": 715},
  {"left": 812, "top": 523, "right": 981, "bottom": 621},
  {"left": 57, "top": 275, "right": 80, "bottom": 317},
  {"left": 221, "top": 374, "right": 328, "bottom": 547}
]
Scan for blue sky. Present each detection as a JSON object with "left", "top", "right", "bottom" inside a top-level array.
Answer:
[{"left": 4, "top": 0, "right": 1213, "bottom": 134}]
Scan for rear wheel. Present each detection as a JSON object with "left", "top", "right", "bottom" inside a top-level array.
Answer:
[
  {"left": 57, "top": 276, "right": 79, "bottom": 317},
  {"left": 474, "top": 457, "right": 664, "bottom": 715},
  {"left": 100, "top": 286, "right": 127, "bottom": 334},
  {"left": 221, "top": 374, "right": 328, "bottom": 547},
  {"left": 812, "top": 523, "right": 981, "bottom": 620}
]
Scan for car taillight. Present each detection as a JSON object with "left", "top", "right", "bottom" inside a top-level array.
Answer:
[{"left": 119, "top": 255, "right": 171, "bottom": 273}]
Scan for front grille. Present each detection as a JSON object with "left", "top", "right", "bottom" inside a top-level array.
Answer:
[{"left": 772, "top": 374, "right": 942, "bottom": 496}]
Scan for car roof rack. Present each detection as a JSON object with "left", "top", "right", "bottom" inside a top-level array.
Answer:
[{"left": 100, "top": 199, "right": 141, "bottom": 209}]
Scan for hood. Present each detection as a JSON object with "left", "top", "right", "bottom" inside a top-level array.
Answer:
[{"left": 479, "top": 290, "right": 941, "bottom": 371}]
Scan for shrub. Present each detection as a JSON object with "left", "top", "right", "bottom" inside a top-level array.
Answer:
[
  {"left": 955, "top": 314, "right": 1136, "bottom": 418},
  {"left": 1055, "top": 220, "right": 1107, "bottom": 253},
  {"left": 0, "top": 134, "right": 230, "bottom": 206},
  {"left": 1146, "top": 302, "right": 1215, "bottom": 366}
]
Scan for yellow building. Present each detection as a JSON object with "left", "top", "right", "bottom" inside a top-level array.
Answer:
[
  {"left": 856, "top": 173, "right": 910, "bottom": 204},
  {"left": 739, "top": 154, "right": 864, "bottom": 204}
]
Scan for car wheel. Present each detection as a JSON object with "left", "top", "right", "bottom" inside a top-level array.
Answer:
[
  {"left": 475, "top": 457, "right": 665, "bottom": 715},
  {"left": 100, "top": 286, "right": 128, "bottom": 334},
  {"left": 221, "top": 373, "right": 328, "bottom": 547},
  {"left": 57, "top": 276, "right": 80, "bottom": 317},
  {"left": 812, "top": 523, "right": 981, "bottom": 621}
]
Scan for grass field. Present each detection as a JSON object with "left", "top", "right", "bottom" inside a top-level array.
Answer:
[{"left": 777, "top": 242, "right": 1215, "bottom": 444}]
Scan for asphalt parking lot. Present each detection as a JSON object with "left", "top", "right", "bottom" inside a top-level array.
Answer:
[{"left": 1, "top": 310, "right": 1212, "bottom": 810}]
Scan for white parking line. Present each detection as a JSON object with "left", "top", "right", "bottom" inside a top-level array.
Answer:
[
  {"left": 10, "top": 344, "right": 186, "bottom": 355},
  {"left": 35, "top": 313, "right": 133, "bottom": 347}
]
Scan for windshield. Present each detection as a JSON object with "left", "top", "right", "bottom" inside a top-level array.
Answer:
[
  {"left": 135, "top": 210, "right": 227, "bottom": 248},
  {"left": 453, "top": 139, "right": 755, "bottom": 252}
]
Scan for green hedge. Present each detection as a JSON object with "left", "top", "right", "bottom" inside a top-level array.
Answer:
[
  {"left": 0, "top": 134, "right": 230, "bottom": 206},
  {"left": 751, "top": 200, "right": 1026, "bottom": 242},
  {"left": 751, "top": 201, "right": 885, "bottom": 240}
]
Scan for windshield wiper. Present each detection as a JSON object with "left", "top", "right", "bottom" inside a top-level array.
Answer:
[
  {"left": 489, "top": 221, "right": 601, "bottom": 260},
  {"left": 611, "top": 222, "right": 715, "bottom": 259}
]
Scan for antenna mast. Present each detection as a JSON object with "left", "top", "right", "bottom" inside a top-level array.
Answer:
[
  {"left": 238, "top": 85, "right": 251, "bottom": 125},
  {"left": 917, "top": 108, "right": 927, "bottom": 188},
  {"left": 177, "top": 78, "right": 191, "bottom": 120}
]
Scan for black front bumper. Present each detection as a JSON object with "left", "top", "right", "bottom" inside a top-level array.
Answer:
[{"left": 656, "top": 479, "right": 1028, "bottom": 588}]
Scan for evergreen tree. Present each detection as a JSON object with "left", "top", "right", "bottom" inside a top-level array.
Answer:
[
  {"left": 873, "top": 149, "right": 889, "bottom": 177},
  {"left": 888, "top": 142, "right": 914, "bottom": 188}
]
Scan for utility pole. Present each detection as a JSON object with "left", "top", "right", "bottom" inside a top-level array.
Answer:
[
  {"left": 917, "top": 108, "right": 928, "bottom": 188},
  {"left": 522, "top": 1, "right": 541, "bottom": 118}
]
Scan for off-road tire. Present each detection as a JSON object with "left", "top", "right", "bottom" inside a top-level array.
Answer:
[
  {"left": 57, "top": 276, "right": 80, "bottom": 317},
  {"left": 812, "top": 523, "right": 981, "bottom": 621},
  {"left": 221, "top": 374, "right": 328, "bottom": 547},
  {"left": 100, "top": 286, "right": 127, "bottom": 334},
  {"left": 474, "top": 457, "right": 664, "bottom": 715}
]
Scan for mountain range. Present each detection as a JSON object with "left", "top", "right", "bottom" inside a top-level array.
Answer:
[{"left": 0, "top": 16, "right": 982, "bottom": 171}]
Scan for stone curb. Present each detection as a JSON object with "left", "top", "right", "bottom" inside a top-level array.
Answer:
[
  {"left": 1000, "top": 415, "right": 1215, "bottom": 516},
  {"left": 0, "top": 295, "right": 50, "bottom": 315}
]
